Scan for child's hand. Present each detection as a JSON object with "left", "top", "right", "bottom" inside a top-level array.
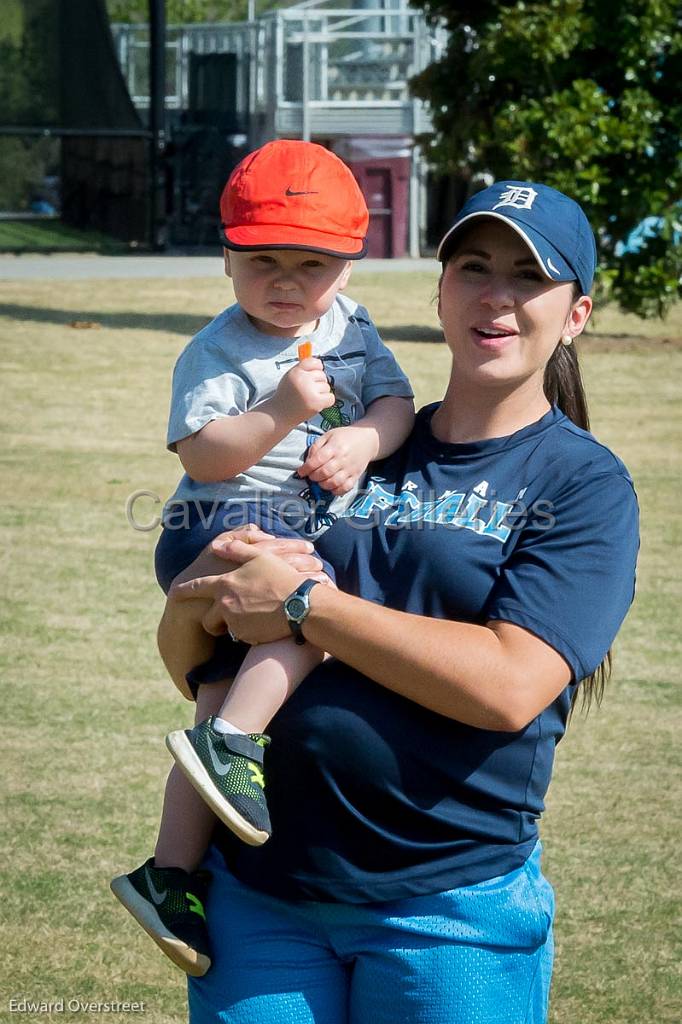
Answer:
[
  {"left": 298, "top": 425, "right": 379, "bottom": 496},
  {"left": 274, "top": 358, "right": 334, "bottom": 423}
]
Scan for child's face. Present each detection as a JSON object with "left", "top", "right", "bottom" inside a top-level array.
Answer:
[{"left": 224, "top": 249, "right": 352, "bottom": 337}]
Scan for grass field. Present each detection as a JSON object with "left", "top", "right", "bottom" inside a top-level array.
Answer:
[
  {"left": 1, "top": 271, "right": 680, "bottom": 1023},
  {"left": 0, "top": 220, "right": 130, "bottom": 254}
]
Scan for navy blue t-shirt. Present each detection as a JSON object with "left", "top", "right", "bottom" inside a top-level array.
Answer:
[{"left": 219, "top": 404, "right": 639, "bottom": 902}]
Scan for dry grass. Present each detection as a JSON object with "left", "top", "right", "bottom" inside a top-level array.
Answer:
[{"left": 0, "top": 273, "right": 680, "bottom": 1022}]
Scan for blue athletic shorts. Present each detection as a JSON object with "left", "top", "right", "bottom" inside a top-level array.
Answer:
[
  {"left": 188, "top": 842, "right": 555, "bottom": 1024},
  {"left": 155, "top": 500, "right": 335, "bottom": 694}
]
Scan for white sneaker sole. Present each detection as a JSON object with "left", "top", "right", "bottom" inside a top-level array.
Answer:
[
  {"left": 165, "top": 730, "right": 269, "bottom": 847},
  {"left": 110, "top": 874, "right": 211, "bottom": 977}
]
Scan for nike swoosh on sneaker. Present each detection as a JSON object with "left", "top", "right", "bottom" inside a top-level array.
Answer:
[
  {"left": 207, "top": 736, "right": 234, "bottom": 777},
  {"left": 144, "top": 865, "right": 168, "bottom": 906}
]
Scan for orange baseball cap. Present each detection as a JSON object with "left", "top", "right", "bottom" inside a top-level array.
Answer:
[{"left": 220, "top": 140, "right": 368, "bottom": 259}]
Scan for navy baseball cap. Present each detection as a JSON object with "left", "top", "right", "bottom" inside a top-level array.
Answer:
[{"left": 437, "top": 181, "right": 597, "bottom": 295}]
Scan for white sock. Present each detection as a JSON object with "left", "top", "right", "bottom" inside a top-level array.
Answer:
[{"left": 212, "top": 716, "right": 246, "bottom": 736}]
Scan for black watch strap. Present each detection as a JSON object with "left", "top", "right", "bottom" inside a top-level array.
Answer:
[{"left": 284, "top": 578, "right": 320, "bottom": 645}]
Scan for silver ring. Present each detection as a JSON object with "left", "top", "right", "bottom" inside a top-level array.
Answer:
[{"left": 227, "top": 627, "right": 239, "bottom": 643}]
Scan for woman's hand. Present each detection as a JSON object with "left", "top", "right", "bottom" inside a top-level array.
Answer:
[
  {"left": 170, "top": 531, "right": 329, "bottom": 643},
  {"left": 168, "top": 524, "right": 324, "bottom": 591}
]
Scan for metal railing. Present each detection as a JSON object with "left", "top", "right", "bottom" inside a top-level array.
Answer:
[
  {"left": 111, "top": 22, "right": 261, "bottom": 114},
  {"left": 110, "top": 4, "right": 445, "bottom": 128}
]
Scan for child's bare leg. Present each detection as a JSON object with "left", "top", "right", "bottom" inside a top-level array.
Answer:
[
  {"left": 161, "top": 541, "right": 331, "bottom": 844},
  {"left": 110, "top": 683, "right": 225, "bottom": 974},
  {"left": 165, "top": 641, "right": 326, "bottom": 845},
  {"left": 154, "top": 682, "right": 228, "bottom": 871},
  {"left": 215, "top": 639, "right": 324, "bottom": 734}
]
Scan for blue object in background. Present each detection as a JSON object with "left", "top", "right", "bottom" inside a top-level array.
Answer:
[
  {"left": 29, "top": 199, "right": 57, "bottom": 215},
  {"left": 616, "top": 206, "right": 682, "bottom": 255}
]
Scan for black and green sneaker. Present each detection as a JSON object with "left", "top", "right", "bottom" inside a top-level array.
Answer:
[
  {"left": 166, "top": 717, "right": 272, "bottom": 846},
  {"left": 110, "top": 859, "right": 211, "bottom": 977}
]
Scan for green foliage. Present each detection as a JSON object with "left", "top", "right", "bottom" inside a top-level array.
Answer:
[
  {"left": 0, "top": 2, "right": 61, "bottom": 211},
  {"left": 106, "top": 0, "right": 255, "bottom": 23},
  {"left": 410, "top": 0, "right": 682, "bottom": 318},
  {"left": 0, "top": 0, "right": 24, "bottom": 44},
  {"left": 0, "top": 1, "right": 59, "bottom": 127},
  {"left": 0, "top": 137, "right": 58, "bottom": 210}
]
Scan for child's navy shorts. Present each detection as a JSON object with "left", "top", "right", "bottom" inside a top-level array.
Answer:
[{"left": 155, "top": 500, "right": 335, "bottom": 695}]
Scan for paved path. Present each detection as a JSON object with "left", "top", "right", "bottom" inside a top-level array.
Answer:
[{"left": 0, "top": 254, "right": 438, "bottom": 281}]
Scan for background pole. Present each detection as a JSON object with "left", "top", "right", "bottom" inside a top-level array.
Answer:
[{"left": 149, "top": 0, "right": 167, "bottom": 249}]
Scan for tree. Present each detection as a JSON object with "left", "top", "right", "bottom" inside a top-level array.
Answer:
[
  {"left": 0, "top": 1, "right": 60, "bottom": 211},
  {"left": 410, "top": 0, "right": 682, "bottom": 317},
  {"left": 106, "top": 1, "right": 279, "bottom": 24}
]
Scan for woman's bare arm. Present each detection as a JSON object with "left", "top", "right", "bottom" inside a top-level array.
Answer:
[
  {"left": 173, "top": 541, "right": 572, "bottom": 732},
  {"left": 157, "top": 594, "right": 217, "bottom": 700},
  {"left": 301, "top": 586, "right": 571, "bottom": 732}
]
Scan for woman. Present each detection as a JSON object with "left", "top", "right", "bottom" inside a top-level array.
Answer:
[{"left": 161, "top": 181, "right": 639, "bottom": 1023}]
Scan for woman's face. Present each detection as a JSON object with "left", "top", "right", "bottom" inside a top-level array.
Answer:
[{"left": 438, "top": 220, "right": 591, "bottom": 392}]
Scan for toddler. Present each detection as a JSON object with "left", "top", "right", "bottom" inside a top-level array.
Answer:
[{"left": 111, "top": 140, "right": 414, "bottom": 976}]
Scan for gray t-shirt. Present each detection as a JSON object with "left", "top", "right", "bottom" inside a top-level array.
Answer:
[{"left": 165, "top": 294, "right": 413, "bottom": 531}]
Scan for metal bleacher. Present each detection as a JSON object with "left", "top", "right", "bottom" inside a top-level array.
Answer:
[{"left": 111, "top": 0, "right": 445, "bottom": 143}]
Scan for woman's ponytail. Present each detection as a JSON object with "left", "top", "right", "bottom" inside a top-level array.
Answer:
[
  {"left": 543, "top": 341, "right": 590, "bottom": 432},
  {"left": 543, "top": 303, "right": 612, "bottom": 713}
]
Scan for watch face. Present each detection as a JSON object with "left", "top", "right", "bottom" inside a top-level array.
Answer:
[{"left": 287, "top": 597, "right": 306, "bottom": 620}]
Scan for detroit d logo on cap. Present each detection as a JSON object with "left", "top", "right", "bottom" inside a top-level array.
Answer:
[{"left": 492, "top": 187, "right": 538, "bottom": 212}]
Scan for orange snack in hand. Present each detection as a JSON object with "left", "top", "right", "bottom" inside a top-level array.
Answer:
[{"left": 297, "top": 341, "right": 313, "bottom": 361}]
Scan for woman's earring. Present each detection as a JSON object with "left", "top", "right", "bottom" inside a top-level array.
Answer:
[{"left": 561, "top": 334, "right": 573, "bottom": 346}]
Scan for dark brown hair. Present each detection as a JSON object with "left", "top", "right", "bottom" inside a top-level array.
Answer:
[{"left": 543, "top": 284, "right": 611, "bottom": 713}]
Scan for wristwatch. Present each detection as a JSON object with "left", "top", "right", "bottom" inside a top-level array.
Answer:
[{"left": 283, "top": 579, "right": 320, "bottom": 645}]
